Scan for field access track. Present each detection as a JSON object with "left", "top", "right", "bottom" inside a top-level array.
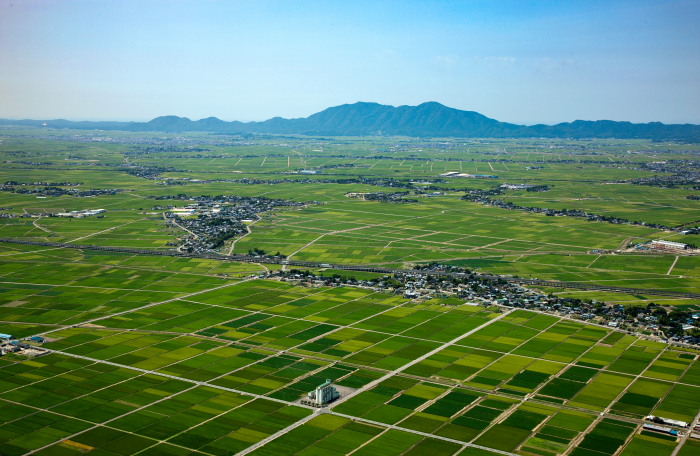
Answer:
[{"left": 1, "top": 237, "right": 698, "bottom": 299}]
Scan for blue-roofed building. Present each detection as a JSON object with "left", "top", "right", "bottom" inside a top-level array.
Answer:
[{"left": 0, "top": 333, "right": 13, "bottom": 341}]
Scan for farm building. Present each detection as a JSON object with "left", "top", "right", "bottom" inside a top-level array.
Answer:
[
  {"left": 438, "top": 172, "right": 498, "bottom": 179},
  {"left": 308, "top": 379, "right": 340, "bottom": 406},
  {"left": 0, "top": 333, "right": 13, "bottom": 341},
  {"left": 646, "top": 415, "right": 689, "bottom": 428},
  {"left": 501, "top": 183, "right": 535, "bottom": 190},
  {"left": 643, "top": 423, "right": 679, "bottom": 436},
  {"left": 1, "top": 344, "right": 20, "bottom": 355},
  {"left": 650, "top": 240, "right": 688, "bottom": 251},
  {"left": 56, "top": 208, "right": 106, "bottom": 218},
  {"left": 170, "top": 208, "right": 196, "bottom": 216}
]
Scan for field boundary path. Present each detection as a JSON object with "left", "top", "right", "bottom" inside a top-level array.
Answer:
[
  {"left": 227, "top": 217, "right": 259, "bottom": 255},
  {"left": 671, "top": 410, "right": 700, "bottom": 456},
  {"left": 236, "top": 411, "right": 322, "bottom": 456},
  {"left": 68, "top": 217, "right": 148, "bottom": 243},
  {"left": 329, "top": 309, "right": 514, "bottom": 409},
  {"left": 667, "top": 256, "right": 680, "bottom": 275},
  {"left": 31, "top": 306, "right": 517, "bottom": 456},
  {"left": 9, "top": 245, "right": 698, "bottom": 456},
  {"left": 1, "top": 237, "right": 698, "bottom": 298},
  {"left": 333, "top": 412, "right": 519, "bottom": 456},
  {"left": 31, "top": 216, "right": 53, "bottom": 234}
]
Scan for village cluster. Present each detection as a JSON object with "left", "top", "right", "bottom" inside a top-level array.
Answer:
[
  {"left": 153, "top": 194, "right": 312, "bottom": 253},
  {"left": 269, "top": 264, "right": 700, "bottom": 346}
]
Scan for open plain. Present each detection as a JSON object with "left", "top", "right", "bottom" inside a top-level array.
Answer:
[{"left": 0, "top": 130, "right": 699, "bottom": 455}]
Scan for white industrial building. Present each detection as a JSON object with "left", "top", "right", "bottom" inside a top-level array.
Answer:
[
  {"left": 650, "top": 240, "right": 688, "bottom": 251},
  {"left": 308, "top": 379, "right": 340, "bottom": 406}
]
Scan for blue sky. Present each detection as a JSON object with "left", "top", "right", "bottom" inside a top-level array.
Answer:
[{"left": 1, "top": 0, "right": 698, "bottom": 124}]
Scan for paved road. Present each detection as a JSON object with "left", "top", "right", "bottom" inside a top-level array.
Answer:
[
  {"left": 1, "top": 237, "right": 697, "bottom": 298},
  {"left": 332, "top": 411, "right": 519, "bottom": 456},
  {"left": 330, "top": 309, "right": 514, "bottom": 409},
  {"left": 671, "top": 410, "right": 700, "bottom": 456},
  {"left": 236, "top": 410, "right": 321, "bottom": 456}
]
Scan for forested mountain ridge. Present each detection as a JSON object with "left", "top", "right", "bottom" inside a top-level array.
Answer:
[{"left": 3, "top": 102, "right": 699, "bottom": 140}]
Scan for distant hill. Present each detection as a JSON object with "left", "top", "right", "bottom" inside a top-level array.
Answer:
[{"left": 2, "top": 102, "right": 699, "bottom": 140}]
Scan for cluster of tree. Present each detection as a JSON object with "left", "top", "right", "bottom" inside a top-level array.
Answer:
[
  {"left": 4, "top": 181, "right": 81, "bottom": 186},
  {"left": 248, "top": 248, "right": 285, "bottom": 257},
  {"left": 360, "top": 191, "right": 419, "bottom": 203},
  {"left": 0, "top": 185, "right": 122, "bottom": 197},
  {"left": 124, "top": 165, "right": 182, "bottom": 179},
  {"left": 462, "top": 186, "right": 675, "bottom": 231}
]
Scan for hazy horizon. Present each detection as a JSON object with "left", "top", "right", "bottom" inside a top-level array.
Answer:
[
  {"left": 4, "top": 100, "right": 700, "bottom": 127},
  {"left": 1, "top": 0, "right": 699, "bottom": 125}
]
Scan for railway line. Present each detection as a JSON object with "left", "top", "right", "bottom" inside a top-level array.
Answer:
[{"left": 1, "top": 237, "right": 698, "bottom": 299}]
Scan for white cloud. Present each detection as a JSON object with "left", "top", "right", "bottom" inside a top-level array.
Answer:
[
  {"left": 434, "top": 55, "right": 460, "bottom": 68},
  {"left": 473, "top": 56, "right": 575, "bottom": 72},
  {"left": 534, "top": 57, "right": 576, "bottom": 73},
  {"left": 473, "top": 56, "right": 519, "bottom": 68}
]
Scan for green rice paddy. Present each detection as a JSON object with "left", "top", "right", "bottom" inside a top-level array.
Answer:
[{"left": 0, "top": 132, "right": 699, "bottom": 454}]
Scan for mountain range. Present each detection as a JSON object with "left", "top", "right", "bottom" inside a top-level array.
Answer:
[{"left": 2, "top": 102, "right": 699, "bottom": 140}]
